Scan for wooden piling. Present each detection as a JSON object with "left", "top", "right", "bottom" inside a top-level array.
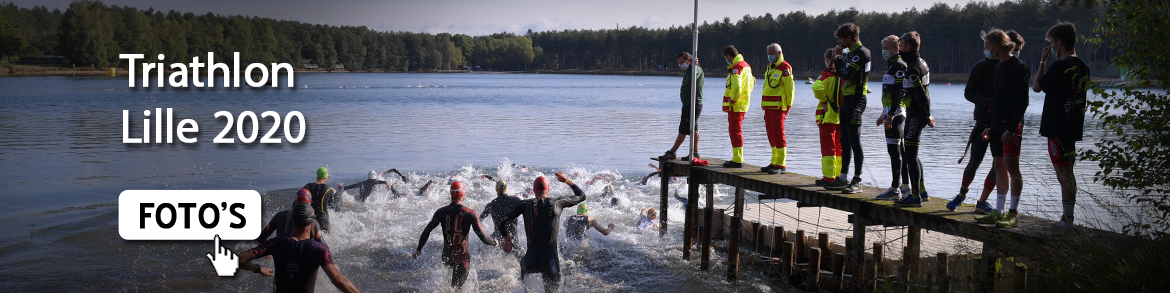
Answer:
[
  {"left": 873, "top": 243, "right": 884, "bottom": 291},
  {"left": 682, "top": 172, "right": 699, "bottom": 260},
  {"left": 772, "top": 226, "right": 785, "bottom": 258},
  {"left": 782, "top": 241, "right": 795, "bottom": 278},
  {"left": 937, "top": 252, "right": 951, "bottom": 292},
  {"left": 796, "top": 229, "right": 807, "bottom": 260},
  {"left": 818, "top": 232, "right": 830, "bottom": 269},
  {"left": 701, "top": 183, "right": 715, "bottom": 270},
  {"left": 810, "top": 247, "right": 823, "bottom": 284},
  {"left": 658, "top": 163, "right": 669, "bottom": 238},
  {"left": 727, "top": 187, "right": 745, "bottom": 281},
  {"left": 751, "top": 221, "right": 762, "bottom": 252},
  {"left": 832, "top": 252, "right": 845, "bottom": 278},
  {"left": 1013, "top": 262, "right": 1027, "bottom": 292},
  {"left": 977, "top": 243, "right": 997, "bottom": 293}
]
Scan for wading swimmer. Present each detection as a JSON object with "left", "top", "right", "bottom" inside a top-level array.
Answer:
[
  {"left": 825, "top": 23, "right": 872, "bottom": 194},
  {"left": 256, "top": 188, "right": 323, "bottom": 242},
  {"left": 564, "top": 204, "right": 615, "bottom": 241},
  {"left": 759, "top": 43, "right": 796, "bottom": 174},
  {"left": 498, "top": 172, "right": 587, "bottom": 292},
  {"left": 720, "top": 45, "right": 755, "bottom": 168},
  {"left": 338, "top": 170, "right": 392, "bottom": 202},
  {"left": 303, "top": 167, "right": 338, "bottom": 232},
  {"left": 1033, "top": 22, "right": 1088, "bottom": 234},
  {"left": 479, "top": 180, "right": 522, "bottom": 251},
  {"left": 975, "top": 29, "right": 1030, "bottom": 228},
  {"left": 637, "top": 207, "right": 659, "bottom": 230},
  {"left": 812, "top": 48, "right": 843, "bottom": 187},
  {"left": 237, "top": 203, "right": 360, "bottom": 293},
  {"left": 412, "top": 181, "right": 498, "bottom": 289},
  {"left": 660, "top": 52, "right": 705, "bottom": 161}
]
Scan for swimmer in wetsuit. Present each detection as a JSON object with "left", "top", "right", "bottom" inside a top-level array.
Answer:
[
  {"left": 479, "top": 180, "right": 522, "bottom": 247},
  {"left": 498, "top": 172, "right": 586, "bottom": 293},
  {"left": 564, "top": 204, "right": 614, "bottom": 241},
  {"left": 338, "top": 170, "right": 392, "bottom": 202},
  {"left": 237, "top": 202, "right": 360, "bottom": 293},
  {"left": 412, "top": 181, "right": 498, "bottom": 289},
  {"left": 304, "top": 167, "right": 338, "bottom": 232},
  {"left": 256, "top": 188, "right": 324, "bottom": 242}
]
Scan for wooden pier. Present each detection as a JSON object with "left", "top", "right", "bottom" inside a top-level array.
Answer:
[{"left": 655, "top": 156, "right": 1128, "bottom": 292}]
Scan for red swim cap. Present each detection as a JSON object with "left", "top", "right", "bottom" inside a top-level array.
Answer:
[
  {"left": 450, "top": 181, "right": 466, "bottom": 199},
  {"left": 533, "top": 176, "right": 549, "bottom": 191},
  {"left": 295, "top": 188, "right": 312, "bottom": 205}
]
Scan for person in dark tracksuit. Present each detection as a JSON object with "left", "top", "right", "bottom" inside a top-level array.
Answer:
[
  {"left": 974, "top": 29, "right": 1031, "bottom": 229},
  {"left": 947, "top": 33, "right": 1004, "bottom": 213},
  {"left": 875, "top": 34, "right": 911, "bottom": 201},
  {"left": 498, "top": 172, "right": 587, "bottom": 293},
  {"left": 1033, "top": 22, "right": 1089, "bottom": 233},
  {"left": 412, "top": 181, "right": 497, "bottom": 289}
]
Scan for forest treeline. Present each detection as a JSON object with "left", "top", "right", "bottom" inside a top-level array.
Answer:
[{"left": 0, "top": 0, "right": 1108, "bottom": 75}]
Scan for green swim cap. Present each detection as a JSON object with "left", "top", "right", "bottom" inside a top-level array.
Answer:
[
  {"left": 577, "top": 203, "right": 588, "bottom": 215},
  {"left": 317, "top": 167, "right": 329, "bottom": 179}
]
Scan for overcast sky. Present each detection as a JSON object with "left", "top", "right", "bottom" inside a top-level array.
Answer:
[{"left": 7, "top": 0, "right": 1009, "bottom": 36}]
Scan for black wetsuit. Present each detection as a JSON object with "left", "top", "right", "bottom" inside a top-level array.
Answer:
[
  {"left": 833, "top": 42, "right": 872, "bottom": 179},
  {"left": 416, "top": 203, "right": 495, "bottom": 288},
  {"left": 563, "top": 215, "right": 592, "bottom": 241},
  {"left": 257, "top": 209, "right": 323, "bottom": 243},
  {"left": 962, "top": 58, "right": 999, "bottom": 192},
  {"left": 882, "top": 54, "right": 910, "bottom": 189},
  {"left": 893, "top": 51, "right": 931, "bottom": 195},
  {"left": 990, "top": 57, "right": 1031, "bottom": 157},
  {"left": 480, "top": 194, "right": 522, "bottom": 240},
  {"left": 341, "top": 179, "right": 388, "bottom": 202},
  {"left": 498, "top": 184, "right": 587, "bottom": 292},
  {"left": 247, "top": 237, "right": 333, "bottom": 293},
  {"left": 302, "top": 183, "right": 337, "bottom": 231}
]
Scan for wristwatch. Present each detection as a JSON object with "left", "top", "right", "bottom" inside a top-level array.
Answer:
[{"left": 253, "top": 265, "right": 263, "bottom": 273}]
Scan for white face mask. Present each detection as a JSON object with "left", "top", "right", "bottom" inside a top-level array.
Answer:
[
  {"left": 679, "top": 63, "right": 689, "bottom": 70},
  {"left": 984, "top": 49, "right": 994, "bottom": 60},
  {"left": 1012, "top": 51, "right": 1020, "bottom": 57},
  {"left": 881, "top": 49, "right": 893, "bottom": 60}
]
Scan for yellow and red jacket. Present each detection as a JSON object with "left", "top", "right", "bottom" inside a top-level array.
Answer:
[
  {"left": 722, "top": 54, "right": 755, "bottom": 113},
  {"left": 812, "top": 68, "right": 842, "bottom": 125},
  {"left": 761, "top": 54, "right": 795, "bottom": 111}
]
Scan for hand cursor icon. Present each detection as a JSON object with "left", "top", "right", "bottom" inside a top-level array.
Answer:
[{"left": 205, "top": 234, "right": 238, "bottom": 277}]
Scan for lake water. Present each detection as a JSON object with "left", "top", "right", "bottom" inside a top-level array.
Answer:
[{"left": 0, "top": 73, "right": 1130, "bottom": 292}]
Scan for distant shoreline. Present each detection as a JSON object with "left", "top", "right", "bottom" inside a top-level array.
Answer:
[{"left": 0, "top": 63, "right": 1122, "bottom": 84}]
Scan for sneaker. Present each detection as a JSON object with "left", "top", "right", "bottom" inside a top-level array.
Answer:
[
  {"left": 945, "top": 194, "right": 966, "bottom": 211},
  {"left": 975, "top": 210, "right": 1002, "bottom": 224},
  {"left": 722, "top": 161, "right": 743, "bottom": 168},
  {"left": 681, "top": 153, "right": 700, "bottom": 161},
  {"left": 921, "top": 191, "right": 930, "bottom": 202},
  {"left": 894, "top": 195, "right": 922, "bottom": 207},
  {"left": 974, "top": 201, "right": 994, "bottom": 214},
  {"left": 760, "top": 165, "right": 778, "bottom": 173},
  {"left": 842, "top": 182, "right": 863, "bottom": 194},
  {"left": 900, "top": 186, "right": 912, "bottom": 198},
  {"left": 1045, "top": 216, "right": 1076, "bottom": 236},
  {"left": 777, "top": 166, "right": 787, "bottom": 174},
  {"left": 814, "top": 178, "right": 833, "bottom": 186},
  {"left": 876, "top": 187, "right": 901, "bottom": 201},
  {"left": 824, "top": 178, "right": 849, "bottom": 190},
  {"left": 659, "top": 150, "right": 677, "bottom": 160},
  {"left": 996, "top": 212, "right": 1018, "bottom": 228}
]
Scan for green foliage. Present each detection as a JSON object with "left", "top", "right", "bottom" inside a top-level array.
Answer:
[
  {"left": 1076, "top": 0, "right": 1170, "bottom": 241},
  {"left": 0, "top": 11, "right": 23, "bottom": 59}
]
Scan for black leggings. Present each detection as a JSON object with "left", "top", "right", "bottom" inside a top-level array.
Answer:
[
  {"left": 839, "top": 96, "right": 866, "bottom": 178},
  {"left": 449, "top": 262, "right": 469, "bottom": 288},
  {"left": 903, "top": 113, "right": 928, "bottom": 194},
  {"left": 521, "top": 248, "right": 562, "bottom": 292},
  {"left": 885, "top": 115, "right": 910, "bottom": 188},
  {"left": 962, "top": 122, "right": 996, "bottom": 192}
]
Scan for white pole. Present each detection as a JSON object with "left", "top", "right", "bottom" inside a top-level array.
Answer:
[{"left": 688, "top": 0, "right": 698, "bottom": 164}]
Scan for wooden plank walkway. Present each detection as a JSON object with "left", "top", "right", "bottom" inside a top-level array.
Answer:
[{"left": 654, "top": 156, "right": 1133, "bottom": 291}]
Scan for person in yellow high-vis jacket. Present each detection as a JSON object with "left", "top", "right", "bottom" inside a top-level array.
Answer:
[
  {"left": 812, "top": 48, "right": 843, "bottom": 186},
  {"left": 720, "top": 45, "right": 755, "bottom": 168},
  {"left": 760, "top": 43, "right": 795, "bottom": 174}
]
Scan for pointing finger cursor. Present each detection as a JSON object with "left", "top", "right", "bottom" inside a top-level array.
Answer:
[{"left": 206, "top": 234, "right": 239, "bottom": 277}]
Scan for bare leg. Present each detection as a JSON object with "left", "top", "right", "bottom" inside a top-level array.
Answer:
[
  {"left": 1054, "top": 165, "right": 1076, "bottom": 202},
  {"left": 1006, "top": 156, "right": 1022, "bottom": 200}
]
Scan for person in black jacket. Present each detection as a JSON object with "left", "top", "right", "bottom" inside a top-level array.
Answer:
[
  {"left": 825, "top": 22, "right": 873, "bottom": 193},
  {"left": 1032, "top": 22, "right": 1089, "bottom": 232},
  {"left": 875, "top": 34, "right": 911, "bottom": 201},
  {"left": 975, "top": 29, "right": 1030, "bottom": 228}
]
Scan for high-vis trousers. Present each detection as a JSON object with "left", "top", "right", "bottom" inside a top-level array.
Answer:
[
  {"left": 728, "top": 111, "right": 746, "bottom": 163},
  {"left": 764, "top": 109, "right": 789, "bottom": 167},
  {"left": 818, "top": 123, "right": 842, "bottom": 182}
]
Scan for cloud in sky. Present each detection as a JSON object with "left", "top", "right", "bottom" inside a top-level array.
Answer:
[{"left": 8, "top": 0, "right": 1009, "bottom": 36}]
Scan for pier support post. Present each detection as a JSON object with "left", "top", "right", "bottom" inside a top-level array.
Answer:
[
  {"left": 658, "top": 162, "right": 669, "bottom": 238},
  {"left": 701, "top": 183, "right": 714, "bottom": 270},
  {"left": 851, "top": 209, "right": 867, "bottom": 281},
  {"left": 727, "top": 187, "right": 745, "bottom": 281},
  {"left": 683, "top": 168, "right": 699, "bottom": 260},
  {"left": 937, "top": 252, "right": 951, "bottom": 292},
  {"left": 1013, "top": 262, "right": 1027, "bottom": 292},
  {"left": 818, "top": 232, "right": 830, "bottom": 269},
  {"left": 977, "top": 242, "right": 998, "bottom": 293},
  {"left": 796, "top": 229, "right": 807, "bottom": 261},
  {"left": 904, "top": 226, "right": 921, "bottom": 287},
  {"left": 873, "top": 243, "right": 884, "bottom": 291},
  {"left": 772, "top": 226, "right": 786, "bottom": 258}
]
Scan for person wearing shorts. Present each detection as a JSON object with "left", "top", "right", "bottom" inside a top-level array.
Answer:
[{"left": 1033, "top": 21, "right": 1089, "bottom": 232}]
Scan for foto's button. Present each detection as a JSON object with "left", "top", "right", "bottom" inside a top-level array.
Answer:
[{"left": 118, "top": 190, "right": 262, "bottom": 240}]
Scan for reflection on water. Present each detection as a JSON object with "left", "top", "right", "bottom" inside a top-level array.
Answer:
[{"left": 0, "top": 73, "right": 1130, "bottom": 291}]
